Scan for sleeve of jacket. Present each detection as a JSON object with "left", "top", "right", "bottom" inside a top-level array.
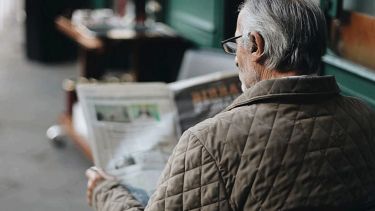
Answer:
[
  {"left": 93, "top": 180, "right": 145, "bottom": 211},
  {"left": 92, "top": 129, "right": 232, "bottom": 211},
  {"left": 145, "top": 130, "right": 232, "bottom": 210}
]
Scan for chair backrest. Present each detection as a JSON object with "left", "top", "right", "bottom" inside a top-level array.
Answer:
[{"left": 177, "top": 49, "right": 237, "bottom": 81}]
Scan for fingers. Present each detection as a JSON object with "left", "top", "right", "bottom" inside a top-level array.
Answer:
[
  {"left": 97, "top": 168, "right": 116, "bottom": 180},
  {"left": 87, "top": 185, "right": 93, "bottom": 206},
  {"left": 86, "top": 167, "right": 101, "bottom": 180},
  {"left": 86, "top": 167, "right": 116, "bottom": 180},
  {"left": 85, "top": 166, "right": 118, "bottom": 207},
  {"left": 86, "top": 167, "right": 104, "bottom": 207}
]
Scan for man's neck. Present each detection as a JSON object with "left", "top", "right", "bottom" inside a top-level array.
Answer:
[{"left": 260, "top": 68, "right": 298, "bottom": 80}]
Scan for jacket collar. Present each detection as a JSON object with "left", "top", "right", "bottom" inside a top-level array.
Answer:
[{"left": 226, "top": 75, "right": 341, "bottom": 111}]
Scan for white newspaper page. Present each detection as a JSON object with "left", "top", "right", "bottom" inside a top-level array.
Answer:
[{"left": 77, "top": 83, "right": 178, "bottom": 204}]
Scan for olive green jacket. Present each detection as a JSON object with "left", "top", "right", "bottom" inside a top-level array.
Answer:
[{"left": 93, "top": 76, "right": 375, "bottom": 210}]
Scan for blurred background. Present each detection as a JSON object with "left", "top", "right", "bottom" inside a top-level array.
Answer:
[{"left": 0, "top": 0, "right": 374, "bottom": 210}]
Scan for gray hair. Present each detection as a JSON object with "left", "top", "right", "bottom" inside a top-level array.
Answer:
[{"left": 240, "top": 0, "right": 327, "bottom": 74}]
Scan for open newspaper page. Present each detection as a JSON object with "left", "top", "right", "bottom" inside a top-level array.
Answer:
[
  {"left": 77, "top": 83, "right": 179, "bottom": 205},
  {"left": 169, "top": 71, "right": 242, "bottom": 133}
]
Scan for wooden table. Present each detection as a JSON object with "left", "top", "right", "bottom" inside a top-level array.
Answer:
[{"left": 55, "top": 16, "right": 187, "bottom": 80}]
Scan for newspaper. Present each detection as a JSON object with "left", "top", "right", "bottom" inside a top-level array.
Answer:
[
  {"left": 77, "top": 72, "right": 241, "bottom": 205},
  {"left": 78, "top": 83, "right": 178, "bottom": 204},
  {"left": 170, "top": 71, "right": 241, "bottom": 132}
]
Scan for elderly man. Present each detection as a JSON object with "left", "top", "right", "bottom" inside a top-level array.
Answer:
[{"left": 86, "top": 0, "right": 375, "bottom": 210}]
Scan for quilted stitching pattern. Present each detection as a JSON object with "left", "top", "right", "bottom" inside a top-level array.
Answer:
[
  {"left": 146, "top": 130, "right": 231, "bottom": 210},
  {"left": 93, "top": 76, "right": 375, "bottom": 211},
  {"left": 93, "top": 180, "right": 145, "bottom": 211},
  {"left": 193, "top": 78, "right": 375, "bottom": 210}
]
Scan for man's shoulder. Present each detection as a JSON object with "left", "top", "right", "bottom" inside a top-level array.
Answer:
[
  {"left": 341, "top": 95, "right": 375, "bottom": 112},
  {"left": 337, "top": 95, "right": 375, "bottom": 122},
  {"left": 185, "top": 105, "right": 258, "bottom": 144},
  {"left": 339, "top": 95, "right": 375, "bottom": 130}
]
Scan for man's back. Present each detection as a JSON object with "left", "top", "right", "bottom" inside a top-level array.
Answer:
[{"left": 185, "top": 76, "right": 375, "bottom": 210}]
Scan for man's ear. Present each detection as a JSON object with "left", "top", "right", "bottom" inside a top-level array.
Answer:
[{"left": 249, "top": 31, "right": 264, "bottom": 62}]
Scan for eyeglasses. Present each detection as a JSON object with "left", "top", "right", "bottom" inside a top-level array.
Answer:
[{"left": 221, "top": 35, "right": 242, "bottom": 55}]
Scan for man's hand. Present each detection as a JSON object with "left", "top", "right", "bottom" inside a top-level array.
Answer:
[{"left": 85, "top": 167, "right": 115, "bottom": 206}]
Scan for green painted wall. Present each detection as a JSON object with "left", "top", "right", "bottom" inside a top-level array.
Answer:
[
  {"left": 91, "top": 0, "right": 109, "bottom": 8},
  {"left": 322, "top": 54, "right": 375, "bottom": 109},
  {"left": 344, "top": 0, "right": 375, "bottom": 16},
  {"left": 320, "top": 1, "right": 375, "bottom": 109},
  {"left": 165, "top": 0, "right": 225, "bottom": 48}
]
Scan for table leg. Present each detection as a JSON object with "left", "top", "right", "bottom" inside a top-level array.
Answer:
[{"left": 79, "top": 48, "right": 105, "bottom": 79}]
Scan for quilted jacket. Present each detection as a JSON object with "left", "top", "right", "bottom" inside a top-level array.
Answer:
[{"left": 93, "top": 76, "right": 375, "bottom": 211}]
